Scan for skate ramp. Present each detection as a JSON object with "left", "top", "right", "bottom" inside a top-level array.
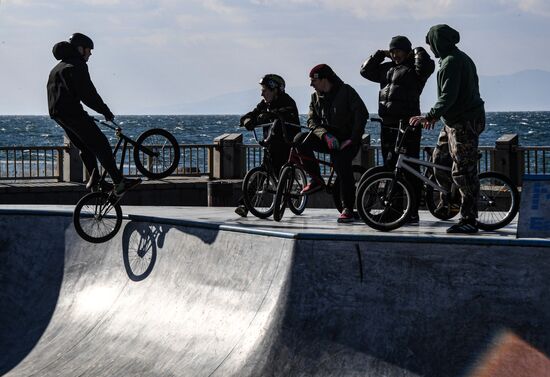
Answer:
[{"left": 1, "top": 210, "right": 549, "bottom": 376}]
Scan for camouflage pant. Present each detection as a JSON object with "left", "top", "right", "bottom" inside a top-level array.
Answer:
[{"left": 432, "top": 115, "right": 486, "bottom": 220}]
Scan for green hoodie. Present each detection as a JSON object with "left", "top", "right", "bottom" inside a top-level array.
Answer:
[{"left": 425, "top": 24, "right": 484, "bottom": 124}]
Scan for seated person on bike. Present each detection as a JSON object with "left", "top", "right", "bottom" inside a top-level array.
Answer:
[
  {"left": 361, "top": 36, "right": 435, "bottom": 223},
  {"left": 47, "top": 32, "right": 141, "bottom": 194},
  {"left": 298, "top": 64, "right": 369, "bottom": 223},
  {"left": 410, "top": 24, "right": 485, "bottom": 234},
  {"left": 235, "top": 74, "right": 300, "bottom": 217}
]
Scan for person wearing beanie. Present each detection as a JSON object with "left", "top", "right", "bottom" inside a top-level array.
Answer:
[
  {"left": 234, "top": 74, "right": 300, "bottom": 217},
  {"left": 297, "top": 63, "right": 369, "bottom": 223},
  {"left": 360, "top": 35, "right": 435, "bottom": 224},
  {"left": 410, "top": 24, "right": 485, "bottom": 234},
  {"left": 47, "top": 32, "right": 141, "bottom": 195}
]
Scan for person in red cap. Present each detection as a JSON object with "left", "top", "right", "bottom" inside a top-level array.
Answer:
[{"left": 297, "top": 64, "right": 369, "bottom": 223}]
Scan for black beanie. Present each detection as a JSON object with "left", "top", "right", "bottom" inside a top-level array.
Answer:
[
  {"left": 389, "top": 36, "right": 412, "bottom": 52},
  {"left": 309, "top": 64, "right": 336, "bottom": 80}
]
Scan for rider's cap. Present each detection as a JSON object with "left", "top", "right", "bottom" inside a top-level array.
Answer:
[
  {"left": 309, "top": 64, "right": 335, "bottom": 80},
  {"left": 259, "top": 74, "right": 285, "bottom": 92},
  {"left": 69, "top": 33, "right": 94, "bottom": 49},
  {"left": 389, "top": 35, "right": 412, "bottom": 52}
]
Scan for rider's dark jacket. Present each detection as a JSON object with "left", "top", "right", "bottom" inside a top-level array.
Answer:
[
  {"left": 240, "top": 92, "right": 300, "bottom": 141},
  {"left": 360, "top": 47, "right": 435, "bottom": 124},
  {"left": 47, "top": 42, "right": 113, "bottom": 120},
  {"left": 425, "top": 24, "right": 484, "bottom": 124},
  {"left": 307, "top": 75, "right": 368, "bottom": 145}
]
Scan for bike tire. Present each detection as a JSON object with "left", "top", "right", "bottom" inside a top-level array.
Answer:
[
  {"left": 134, "top": 128, "right": 180, "bottom": 179},
  {"left": 242, "top": 166, "right": 277, "bottom": 219},
  {"left": 356, "top": 172, "right": 413, "bottom": 231},
  {"left": 288, "top": 167, "right": 308, "bottom": 215},
  {"left": 356, "top": 165, "right": 390, "bottom": 191},
  {"left": 73, "top": 192, "right": 123, "bottom": 243},
  {"left": 331, "top": 165, "right": 367, "bottom": 212},
  {"left": 477, "top": 171, "right": 519, "bottom": 231},
  {"left": 273, "top": 166, "right": 293, "bottom": 222}
]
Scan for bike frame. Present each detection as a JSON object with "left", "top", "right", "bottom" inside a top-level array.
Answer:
[{"left": 395, "top": 154, "right": 452, "bottom": 195}]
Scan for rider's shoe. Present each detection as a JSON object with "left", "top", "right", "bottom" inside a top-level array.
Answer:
[
  {"left": 301, "top": 178, "right": 324, "bottom": 195},
  {"left": 337, "top": 208, "right": 355, "bottom": 223},
  {"left": 235, "top": 205, "right": 248, "bottom": 217},
  {"left": 114, "top": 178, "right": 142, "bottom": 195},
  {"left": 85, "top": 169, "right": 100, "bottom": 191},
  {"left": 407, "top": 212, "right": 420, "bottom": 224},
  {"left": 446, "top": 218, "right": 479, "bottom": 234}
]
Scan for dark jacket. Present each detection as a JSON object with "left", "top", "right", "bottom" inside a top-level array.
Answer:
[
  {"left": 425, "top": 24, "right": 485, "bottom": 124},
  {"left": 240, "top": 92, "right": 300, "bottom": 141},
  {"left": 307, "top": 76, "right": 368, "bottom": 145},
  {"left": 360, "top": 47, "right": 435, "bottom": 124},
  {"left": 47, "top": 41, "right": 113, "bottom": 119}
]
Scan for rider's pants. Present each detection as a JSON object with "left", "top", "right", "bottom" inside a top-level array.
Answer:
[
  {"left": 432, "top": 114, "right": 486, "bottom": 221},
  {"left": 53, "top": 115, "right": 123, "bottom": 183}
]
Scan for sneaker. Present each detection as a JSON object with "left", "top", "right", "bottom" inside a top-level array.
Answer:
[
  {"left": 114, "top": 178, "right": 142, "bottom": 195},
  {"left": 446, "top": 218, "right": 479, "bottom": 234},
  {"left": 337, "top": 208, "right": 355, "bottom": 223},
  {"left": 235, "top": 205, "right": 248, "bottom": 217},
  {"left": 407, "top": 213, "right": 420, "bottom": 224},
  {"left": 301, "top": 179, "right": 324, "bottom": 195}
]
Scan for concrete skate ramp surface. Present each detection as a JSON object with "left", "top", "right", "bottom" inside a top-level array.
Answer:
[{"left": 1, "top": 211, "right": 549, "bottom": 377}]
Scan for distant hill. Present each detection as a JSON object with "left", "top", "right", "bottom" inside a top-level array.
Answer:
[{"left": 156, "top": 69, "right": 550, "bottom": 114}]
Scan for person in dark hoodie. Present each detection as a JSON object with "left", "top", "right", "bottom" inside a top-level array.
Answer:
[
  {"left": 410, "top": 24, "right": 485, "bottom": 233},
  {"left": 360, "top": 35, "right": 435, "bottom": 223},
  {"left": 298, "top": 64, "right": 369, "bottom": 223},
  {"left": 47, "top": 32, "right": 141, "bottom": 194},
  {"left": 235, "top": 74, "right": 300, "bottom": 217}
]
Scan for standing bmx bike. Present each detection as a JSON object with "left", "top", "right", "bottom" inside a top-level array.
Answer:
[
  {"left": 73, "top": 118, "right": 180, "bottom": 243},
  {"left": 272, "top": 121, "right": 366, "bottom": 222},
  {"left": 242, "top": 119, "right": 308, "bottom": 219},
  {"left": 356, "top": 120, "right": 519, "bottom": 231}
]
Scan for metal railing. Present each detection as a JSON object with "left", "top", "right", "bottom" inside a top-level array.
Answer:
[
  {"left": 520, "top": 146, "right": 550, "bottom": 175},
  {"left": 0, "top": 146, "right": 66, "bottom": 181}
]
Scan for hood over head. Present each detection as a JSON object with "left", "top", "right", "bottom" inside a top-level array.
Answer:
[
  {"left": 425, "top": 24, "right": 460, "bottom": 58},
  {"left": 52, "top": 41, "right": 82, "bottom": 61}
]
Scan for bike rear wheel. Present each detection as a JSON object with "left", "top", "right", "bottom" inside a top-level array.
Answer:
[
  {"left": 356, "top": 172, "right": 413, "bottom": 231},
  {"left": 477, "top": 172, "right": 519, "bottom": 230},
  {"left": 134, "top": 129, "right": 180, "bottom": 179},
  {"left": 73, "top": 192, "right": 122, "bottom": 243},
  {"left": 242, "top": 166, "right": 277, "bottom": 219},
  {"left": 424, "top": 173, "right": 460, "bottom": 220},
  {"left": 273, "top": 166, "right": 294, "bottom": 222}
]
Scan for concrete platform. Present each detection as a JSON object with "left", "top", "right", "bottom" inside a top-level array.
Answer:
[{"left": 1, "top": 206, "right": 549, "bottom": 376}]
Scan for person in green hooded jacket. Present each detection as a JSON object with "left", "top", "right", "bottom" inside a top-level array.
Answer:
[{"left": 410, "top": 24, "right": 485, "bottom": 234}]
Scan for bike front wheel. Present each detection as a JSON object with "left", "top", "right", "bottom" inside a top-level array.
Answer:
[
  {"left": 134, "top": 129, "right": 180, "bottom": 179},
  {"left": 242, "top": 166, "right": 277, "bottom": 219},
  {"left": 477, "top": 172, "right": 519, "bottom": 230},
  {"left": 273, "top": 166, "right": 294, "bottom": 222},
  {"left": 356, "top": 172, "right": 413, "bottom": 231},
  {"left": 73, "top": 192, "right": 123, "bottom": 243},
  {"left": 288, "top": 167, "right": 308, "bottom": 215}
]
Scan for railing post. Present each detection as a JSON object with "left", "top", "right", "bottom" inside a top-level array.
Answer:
[
  {"left": 212, "top": 133, "right": 245, "bottom": 179},
  {"left": 353, "top": 133, "right": 375, "bottom": 169},
  {"left": 494, "top": 134, "right": 522, "bottom": 186},
  {"left": 63, "top": 135, "right": 84, "bottom": 183}
]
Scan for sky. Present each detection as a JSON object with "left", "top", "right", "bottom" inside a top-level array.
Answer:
[{"left": 1, "top": 0, "right": 550, "bottom": 115}]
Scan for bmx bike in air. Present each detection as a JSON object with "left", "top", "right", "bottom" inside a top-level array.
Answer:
[{"left": 73, "top": 118, "right": 180, "bottom": 243}]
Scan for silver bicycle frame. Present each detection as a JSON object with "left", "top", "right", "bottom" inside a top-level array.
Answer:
[{"left": 395, "top": 154, "right": 452, "bottom": 195}]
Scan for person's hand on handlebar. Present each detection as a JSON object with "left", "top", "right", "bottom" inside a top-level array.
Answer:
[
  {"left": 323, "top": 133, "right": 340, "bottom": 151},
  {"left": 409, "top": 115, "right": 436, "bottom": 130},
  {"left": 103, "top": 109, "right": 115, "bottom": 122}
]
